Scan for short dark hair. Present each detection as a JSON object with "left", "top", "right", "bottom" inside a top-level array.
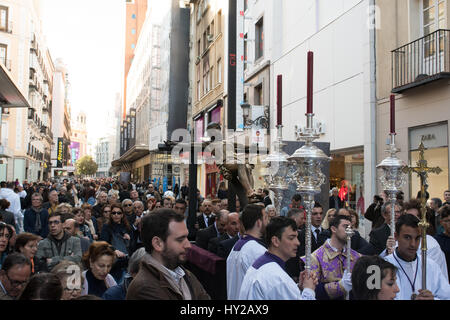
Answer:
[
  {"left": 18, "top": 273, "right": 62, "bottom": 300},
  {"left": 241, "top": 204, "right": 264, "bottom": 231},
  {"left": 141, "top": 209, "right": 185, "bottom": 253},
  {"left": 313, "top": 202, "right": 323, "bottom": 209},
  {"left": 263, "top": 189, "right": 269, "bottom": 196},
  {"left": 175, "top": 199, "right": 187, "bottom": 207},
  {"left": 329, "top": 215, "right": 351, "bottom": 230},
  {"left": 395, "top": 214, "right": 419, "bottom": 234},
  {"left": 292, "top": 194, "right": 302, "bottom": 202},
  {"left": 439, "top": 205, "right": 450, "bottom": 220},
  {"left": 431, "top": 198, "right": 442, "bottom": 208},
  {"left": 351, "top": 255, "right": 398, "bottom": 300},
  {"left": 265, "top": 216, "right": 297, "bottom": 247},
  {"left": 1, "top": 252, "right": 31, "bottom": 272}
]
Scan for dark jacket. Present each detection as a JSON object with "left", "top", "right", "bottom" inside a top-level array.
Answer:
[
  {"left": 329, "top": 196, "right": 344, "bottom": 210},
  {"left": 0, "top": 210, "right": 16, "bottom": 229},
  {"left": 434, "top": 233, "right": 450, "bottom": 281},
  {"left": 368, "top": 223, "right": 391, "bottom": 255},
  {"left": 102, "top": 275, "right": 133, "bottom": 300},
  {"left": 100, "top": 222, "right": 132, "bottom": 255},
  {"left": 216, "top": 235, "right": 240, "bottom": 259},
  {"left": 286, "top": 227, "right": 328, "bottom": 279},
  {"left": 364, "top": 202, "right": 384, "bottom": 230},
  {"left": 263, "top": 196, "right": 272, "bottom": 207},
  {"left": 126, "top": 255, "right": 210, "bottom": 300},
  {"left": 195, "top": 224, "right": 219, "bottom": 250},
  {"left": 207, "top": 233, "right": 232, "bottom": 254},
  {"left": 23, "top": 207, "right": 49, "bottom": 238},
  {"left": 316, "top": 228, "right": 374, "bottom": 255},
  {"left": 196, "top": 214, "right": 215, "bottom": 230},
  {"left": 92, "top": 204, "right": 104, "bottom": 219}
]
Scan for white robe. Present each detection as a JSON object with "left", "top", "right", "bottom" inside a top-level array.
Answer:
[
  {"left": 385, "top": 251, "right": 450, "bottom": 300},
  {"left": 238, "top": 251, "right": 315, "bottom": 300},
  {"left": 380, "top": 234, "right": 448, "bottom": 282},
  {"left": 226, "top": 236, "right": 266, "bottom": 300}
]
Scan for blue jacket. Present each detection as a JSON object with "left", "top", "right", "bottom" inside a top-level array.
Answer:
[
  {"left": 102, "top": 276, "right": 132, "bottom": 300},
  {"left": 23, "top": 207, "right": 49, "bottom": 238}
]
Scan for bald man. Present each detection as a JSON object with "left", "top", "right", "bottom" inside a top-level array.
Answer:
[
  {"left": 63, "top": 219, "right": 90, "bottom": 254},
  {"left": 208, "top": 212, "right": 240, "bottom": 254}
]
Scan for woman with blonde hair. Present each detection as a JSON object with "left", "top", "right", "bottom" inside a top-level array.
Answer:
[{"left": 321, "top": 208, "right": 336, "bottom": 230}]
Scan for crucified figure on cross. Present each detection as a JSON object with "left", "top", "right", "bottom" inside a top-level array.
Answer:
[{"left": 403, "top": 138, "right": 442, "bottom": 291}]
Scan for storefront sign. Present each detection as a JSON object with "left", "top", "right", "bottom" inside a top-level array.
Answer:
[
  {"left": 409, "top": 122, "right": 448, "bottom": 150},
  {"left": 57, "top": 138, "right": 63, "bottom": 168}
]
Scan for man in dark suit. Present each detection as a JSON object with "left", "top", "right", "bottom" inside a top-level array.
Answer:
[
  {"left": 368, "top": 202, "right": 403, "bottom": 255},
  {"left": 195, "top": 210, "right": 228, "bottom": 250},
  {"left": 286, "top": 202, "right": 325, "bottom": 280},
  {"left": 217, "top": 235, "right": 240, "bottom": 259},
  {"left": 262, "top": 189, "right": 272, "bottom": 207},
  {"left": 208, "top": 212, "right": 240, "bottom": 254},
  {"left": 329, "top": 187, "right": 343, "bottom": 210},
  {"left": 196, "top": 199, "right": 215, "bottom": 230}
]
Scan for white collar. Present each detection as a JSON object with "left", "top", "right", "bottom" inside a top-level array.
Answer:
[{"left": 162, "top": 265, "right": 185, "bottom": 284}]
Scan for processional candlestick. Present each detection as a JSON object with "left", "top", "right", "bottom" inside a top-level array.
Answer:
[
  {"left": 403, "top": 139, "right": 442, "bottom": 291},
  {"left": 376, "top": 95, "right": 406, "bottom": 239},
  {"left": 288, "top": 52, "right": 331, "bottom": 275}
]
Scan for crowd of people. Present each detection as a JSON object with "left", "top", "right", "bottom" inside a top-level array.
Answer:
[{"left": 0, "top": 177, "right": 449, "bottom": 300}]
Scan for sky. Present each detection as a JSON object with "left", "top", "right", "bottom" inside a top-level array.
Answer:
[{"left": 41, "top": 0, "right": 125, "bottom": 142}]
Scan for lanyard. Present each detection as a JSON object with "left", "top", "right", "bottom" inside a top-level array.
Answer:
[{"left": 393, "top": 251, "right": 419, "bottom": 294}]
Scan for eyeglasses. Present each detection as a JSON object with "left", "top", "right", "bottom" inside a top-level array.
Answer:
[
  {"left": 111, "top": 211, "right": 122, "bottom": 215},
  {"left": 5, "top": 273, "right": 28, "bottom": 288},
  {"left": 63, "top": 287, "right": 82, "bottom": 294},
  {"left": 124, "top": 204, "right": 133, "bottom": 207},
  {"left": 48, "top": 220, "right": 61, "bottom": 225}
]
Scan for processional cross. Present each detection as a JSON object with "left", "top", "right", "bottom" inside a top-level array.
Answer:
[{"left": 402, "top": 138, "right": 442, "bottom": 294}]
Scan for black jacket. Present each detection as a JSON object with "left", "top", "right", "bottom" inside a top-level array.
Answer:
[
  {"left": 364, "top": 202, "right": 384, "bottom": 230},
  {"left": 195, "top": 224, "right": 219, "bottom": 250},
  {"left": 217, "top": 235, "right": 240, "bottom": 259},
  {"left": 285, "top": 227, "right": 328, "bottom": 280},
  {"left": 207, "top": 233, "right": 232, "bottom": 254},
  {"left": 329, "top": 196, "right": 344, "bottom": 210},
  {"left": 0, "top": 210, "right": 16, "bottom": 229},
  {"left": 368, "top": 223, "right": 391, "bottom": 255},
  {"left": 263, "top": 196, "right": 272, "bottom": 207},
  {"left": 196, "top": 214, "right": 215, "bottom": 230}
]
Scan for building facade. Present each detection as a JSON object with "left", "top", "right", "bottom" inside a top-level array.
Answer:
[
  {"left": 69, "top": 111, "right": 88, "bottom": 171},
  {"left": 0, "top": 0, "right": 55, "bottom": 181},
  {"left": 376, "top": 0, "right": 450, "bottom": 200}
]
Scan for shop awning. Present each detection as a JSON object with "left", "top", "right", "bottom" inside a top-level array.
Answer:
[
  {"left": 0, "top": 63, "right": 31, "bottom": 109},
  {"left": 111, "top": 144, "right": 149, "bottom": 170}
]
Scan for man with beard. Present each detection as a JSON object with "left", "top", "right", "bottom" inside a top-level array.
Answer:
[
  {"left": 126, "top": 209, "right": 210, "bottom": 300},
  {"left": 35, "top": 212, "right": 82, "bottom": 271}
]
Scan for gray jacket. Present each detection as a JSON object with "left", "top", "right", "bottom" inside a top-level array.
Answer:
[{"left": 35, "top": 231, "right": 82, "bottom": 270}]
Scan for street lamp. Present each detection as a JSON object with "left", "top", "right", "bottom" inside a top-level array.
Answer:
[{"left": 240, "top": 102, "right": 269, "bottom": 129}]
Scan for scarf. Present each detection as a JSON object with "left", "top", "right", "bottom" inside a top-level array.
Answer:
[
  {"left": 34, "top": 208, "right": 41, "bottom": 233},
  {"left": 144, "top": 253, "right": 192, "bottom": 300}
]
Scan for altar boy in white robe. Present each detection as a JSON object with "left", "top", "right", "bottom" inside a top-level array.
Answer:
[
  {"left": 384, "top": 214, "right": 450, "bottom": 300},
  {"left": 238, "top": 216, "right": 318, "bottom": 300}
]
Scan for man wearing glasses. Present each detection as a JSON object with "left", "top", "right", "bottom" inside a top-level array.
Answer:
[
  {"left": 35, "top": 212, "right": 82, "bottom": 271},
  {"left": 0, "top": 253, "right": 31, "bottom": 300}
]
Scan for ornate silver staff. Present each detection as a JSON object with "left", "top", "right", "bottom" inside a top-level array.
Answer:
[
  {"left": 344, "top": 225, "right": 354, "bottom": 300},
  {"left": 262, "top": 124, "right": 290, "bottom": 214},
  {"left": 288, "top": 52, "right": 331, "bottom": 275},
  {"left": 376, "top": 96, "right": 406, "bottom": 239}
]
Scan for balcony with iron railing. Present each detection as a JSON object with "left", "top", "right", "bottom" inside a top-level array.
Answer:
[{"left": 392, "top": 29, "right": 450, "bottom": 93}]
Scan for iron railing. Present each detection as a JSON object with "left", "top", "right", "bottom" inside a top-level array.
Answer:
[{"left": 392, "top": 29, "right": 450, "bottom": 93}]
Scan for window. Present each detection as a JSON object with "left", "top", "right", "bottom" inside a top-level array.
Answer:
[
  {"left": 131, "top": 13, "right": 136, "bottom": 19},
  {"left": 217, "top": 58, "right": 222, "bottom": 83},
  {"left": 422, "top": 0, "right": 446, "bottom": 58},
  {"left": 197, "top": 65, "right": 201, "bottom": 100},
  {"left": 131, "top": 28, "right": 136, "bottom": 35},
  {"left": 210, "top": 65, "right": 214, "bottom": 89},
  {"left": 0, "top": 43, "right": 7, "bottom": 66},
  {"left": 210, "top": 20, "right": 214, "bottom": 37},
  {"left": 131, "top": 43, "right": 135, "bottom": 49},
  {"left": 203, "top": 31, "right": 207, "bottom": 52},
  {"left": 254, "top": 83, "right": 263, "bottom": 105},
  {"left": 0, "top": 6, "right": 8, "bottom": 32},
  {"left": 255, "top": 17, "right": 264, "bottom": 60},
  {"left": 244, "top": 0, "right": 248, "bottom": 12},
  {"left": 197, "top": 39, "right": 201, "bottom": 56}
]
